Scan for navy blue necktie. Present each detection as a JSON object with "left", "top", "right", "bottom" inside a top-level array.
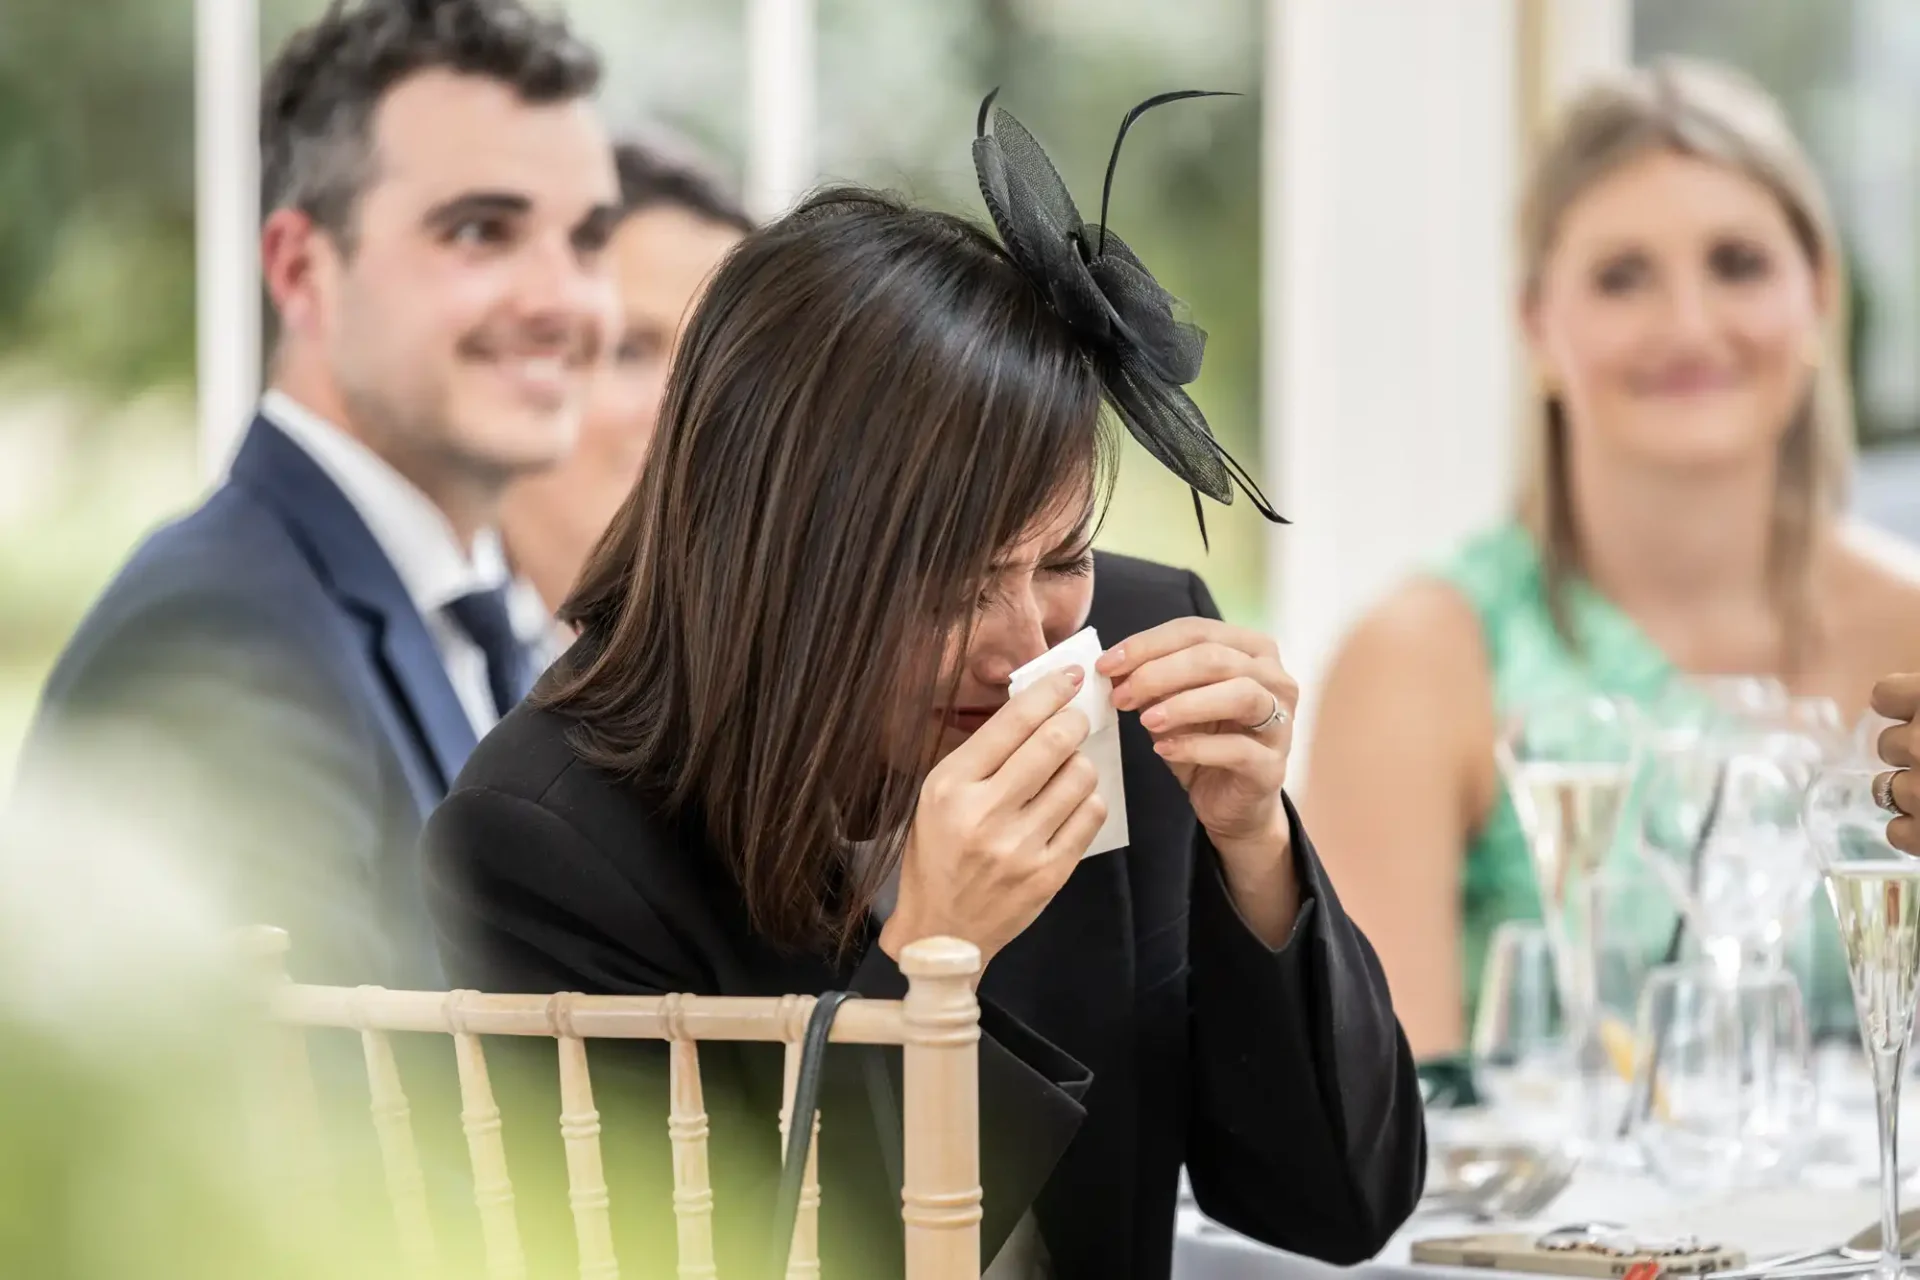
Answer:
[{"left": 446, "top": 586, "right": 533, "bottom": 719}]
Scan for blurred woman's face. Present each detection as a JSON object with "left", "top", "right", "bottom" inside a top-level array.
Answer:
[
  {"left": 501, "top": 205, "right": 743, "bottom": 607},
  {"left": 1527, "top": 149, "right": 1828, "bottom": 475},
  {"left": 914, "top": 493, "right": 1098, "bottom": 766},
  {"left": 591, "top": 204, "right": 746, "bottom": 466}
]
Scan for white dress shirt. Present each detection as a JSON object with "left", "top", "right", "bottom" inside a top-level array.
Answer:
[
  {"left": 506, "top": 576, "right": 576, "bottom": 674},
  {"left": 260, "top": 389, "right": 512, "bottom": 738}
]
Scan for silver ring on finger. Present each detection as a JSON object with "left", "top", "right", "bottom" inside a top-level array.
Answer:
[
  {"left": 1876, "top": 768, "right": 1907, "bottom": 816},
  {"left": 1250, "top": 690, "right": 1291, "bottom": 734}
]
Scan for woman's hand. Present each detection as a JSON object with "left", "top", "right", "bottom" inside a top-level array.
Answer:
[
  {"left": 1100, "top": 618, "right": 1297, "bottom": 841},
  {"left": 1873, "top": 673, "right": 1920, "bottom": 855},
  {"left": 1100, "top": 618, "right": 1302, "bottom": 944},
  {"left": 882, "top": 668, "right": 1108, "bottom": 969}
]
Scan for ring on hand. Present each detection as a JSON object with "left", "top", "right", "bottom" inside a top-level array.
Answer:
[
  {"left": 1250, "top": 691, "right": 1291, "bottom": 734},
  {"left": 1875, "top": 769, "right": 1907, "bottom": 816}
]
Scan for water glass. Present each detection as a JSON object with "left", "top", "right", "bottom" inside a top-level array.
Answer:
[
  {"left": 1473, "top": 918, "right": 1644, "bottom": 1145},
  {"left": 1473, "top": 922, "right": 1562, "bottom": 1095},
  {"left": 1626, "top": 963, "right": 1817, "bottom": 1191}
]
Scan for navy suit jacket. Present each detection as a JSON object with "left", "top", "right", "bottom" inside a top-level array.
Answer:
[{"left": 12, "top": 416, "right": 479, "bottom": 986}]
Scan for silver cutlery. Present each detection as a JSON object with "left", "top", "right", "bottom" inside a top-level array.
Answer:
[
  {"left": 1477, "top": 1148, "right": 1577, "bottom": 1222},
  {"left": 1420, "top": 1142, "right": 1575, "bottom": 1219},
  {"left": 1730, "top": 1206, "right": 1920, "bottom": 1276},
  {"left": 1419, "top": 1145, "right": 1579, "bottom": 1221}
]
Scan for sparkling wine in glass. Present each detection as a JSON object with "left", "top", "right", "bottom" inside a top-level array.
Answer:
[
  {"left": 1805, "top": 765, "right": 1920, "bottom": 1280},
  {"left": 1497, "top": 694, "right": 1640, "bottom": 1142}
]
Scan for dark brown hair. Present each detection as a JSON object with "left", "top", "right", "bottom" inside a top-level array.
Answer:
[
  {"left": 613, "top": 133, "right": 753, "bottom": 234},
  {"left": 548, "top": 187, "right": 1110, "bottom": 955}
]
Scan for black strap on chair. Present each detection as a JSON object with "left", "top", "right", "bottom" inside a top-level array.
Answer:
[{"left": 765, "top": 990, "right": 907, "bottom": 1279}]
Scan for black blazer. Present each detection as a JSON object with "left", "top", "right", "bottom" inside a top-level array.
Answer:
[
  {"left": 424, "top": 552, "right": 1425, "bottom": 1280},
  {"left": 12, "top": 417, "right": 487, "bottom": 987}
]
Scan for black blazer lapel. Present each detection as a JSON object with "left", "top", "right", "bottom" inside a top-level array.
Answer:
[
  {"left": 228, "top": 416, "right": 478, "bottom": 798},
  {"left": 981, "top": 843, "right": 1136, "bottom": 1272},
  {"left": 979, "top": 851, "right": 1134, "bottom": 1095}
]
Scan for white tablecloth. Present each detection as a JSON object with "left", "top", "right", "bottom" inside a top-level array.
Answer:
[
  {"left": 1174, "top": 1173, "right": 1885, "bottom": 1280},
  {"left": 1173, "top": 1051, "right": 1904, "bottom": 1280}
]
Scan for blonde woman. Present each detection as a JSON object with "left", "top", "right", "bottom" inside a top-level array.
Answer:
[{"left": 1302, "top": 59, "right": 1920, "bottom": 1058}]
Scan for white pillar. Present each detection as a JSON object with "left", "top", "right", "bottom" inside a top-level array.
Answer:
[
  {"left": 744, "top": 0, "right": 816, "bottom": 222},
  {"left": 194, "top": 0, "right": 262, "bottom": 479},
  {"left": 1263, "top": 0, "right": 1521, "bottom": 766},
  {"left": 1538, "top": 0, "right": 1632, "bottom": 108}
]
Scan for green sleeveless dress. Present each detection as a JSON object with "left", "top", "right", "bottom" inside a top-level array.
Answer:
[{"left": 1436, "top": 523, "right": 1853, "bottom": 1039}]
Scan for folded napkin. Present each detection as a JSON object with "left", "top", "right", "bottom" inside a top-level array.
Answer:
[{"left": 1010, "top": 626, "right": 1130, "bottom": 857}]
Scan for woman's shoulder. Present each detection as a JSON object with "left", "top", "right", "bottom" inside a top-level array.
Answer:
[
  {"left": 454, "top": 701, "right": 585, "bottom": 796},
  {"left": 1087, "top": 552, "right": 1219, "bottom": 646},
  {"left": 1091, "top": 550, "right": 1204, "bottom": 610},
  {"left": 1319, "top": 523, "right": 1526, "bottom": 684},
  {"left": 443, "top": 702, "right": 679, "bottom": 867},
  {"left": 427, "top": 705, "right": 731, "bottom": 992},
  {"left": 1312, "top": 555, "right": 1497, "bottom": 780},
  {"left": 1829, "top": 520, "right": 1920, "bottom": 670},
  {"left": 1838, "top": 519, "right": 1920, "bottom": 591},
  {"left": 1324, "top": 576, "right": 1491, "bottom": 708},
  {"left": 1427, "top": 522, "right": 1546, "bottom": 620}
]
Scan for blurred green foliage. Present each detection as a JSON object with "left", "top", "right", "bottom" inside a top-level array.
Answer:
[{"left": 0, "top": 0, "right": 199, "bottom": 390}]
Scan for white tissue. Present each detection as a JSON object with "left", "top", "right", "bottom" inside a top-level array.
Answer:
[{"left": 1009, "top": 626, "right": 1130, "bottom": 857}]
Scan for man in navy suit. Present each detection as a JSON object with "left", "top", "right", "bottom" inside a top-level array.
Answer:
[{"left": 10, "top": 0, "right": 623, "bottom": 986}]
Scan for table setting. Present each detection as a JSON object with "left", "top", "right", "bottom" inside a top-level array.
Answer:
[{"left": 1175, "top": 676, "right": 1920, "bottom": 1280}]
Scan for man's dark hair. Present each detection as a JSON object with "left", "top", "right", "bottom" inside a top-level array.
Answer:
[
  {"left": 612, "top": 134, "right": 753, "bottom": 234},
  {"left": 260, "top": 0, "right": 602, "bottom": 252}
]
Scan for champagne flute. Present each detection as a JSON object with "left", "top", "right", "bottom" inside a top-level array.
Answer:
[
  {"left": 1497, "top": 693, "right": 1641, "bottom": 1143},
  {"left": 1804, "top": 765, "right": 1920, "bottom": 1280}
]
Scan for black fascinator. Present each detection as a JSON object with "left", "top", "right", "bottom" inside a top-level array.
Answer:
[{"left": 972, "top": 89, "right": 1286, "bottom": 546}]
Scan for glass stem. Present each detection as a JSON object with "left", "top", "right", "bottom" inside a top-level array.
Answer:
[
  {"left": 1873, "top": 1042, "right": 1906, "bottom": 1276},
  {"left": 1571, "top": 882, "right": 1608, "bottom": 1144}
]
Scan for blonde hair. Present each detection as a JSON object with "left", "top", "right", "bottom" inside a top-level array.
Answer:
[{"left": 1517, "top": 58, "right": 1854, "bottom": 667}]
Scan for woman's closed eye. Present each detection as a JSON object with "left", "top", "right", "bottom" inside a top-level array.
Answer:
[
  {"left": 1042, "top": 550, "right": 1095, "bottom": 581},
  {"left": 971, "top": 552, "right": 1093, "bottom": 610}
]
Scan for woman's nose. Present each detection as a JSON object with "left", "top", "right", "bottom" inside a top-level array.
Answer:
[
  {"left": 972, "top": 605, "right": 1049, "bottom": 685},
  {"left": 1659, "top": 272, "right": 1719, "bottom": 346}
]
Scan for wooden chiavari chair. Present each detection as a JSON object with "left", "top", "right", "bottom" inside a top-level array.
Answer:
[{"left": 239, "top": 926, "right": 983, "bottom": 1280}]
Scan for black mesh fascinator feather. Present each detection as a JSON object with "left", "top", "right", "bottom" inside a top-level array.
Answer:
[{"left": 971, "top": 89, "right": 1286, "bottom": 546}]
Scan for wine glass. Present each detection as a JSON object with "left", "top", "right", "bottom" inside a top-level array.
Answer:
[
  {"left": 1471, "top": 921, "right": 1565, "bottom": 1122},
  {"left": 1804, "top": 765, "right": 1920, "bottom": 1280},
  {"left": 1497, "top": 693, "right": 1641, "bottom": 1142},
  {"left": 1639, "top": 721, "right": 1820, "bottom": 975}
]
